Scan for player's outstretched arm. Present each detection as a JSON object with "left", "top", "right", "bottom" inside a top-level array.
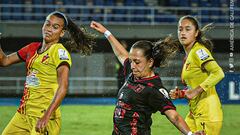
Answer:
[
  {"left": 164, "top": 109, "right": 205, "bottom": 135},
  {"left": 90, "top": 21, "right": 128, "bottom": 65}
]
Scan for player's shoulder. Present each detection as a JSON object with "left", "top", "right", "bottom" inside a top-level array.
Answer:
[
  {"left": 26, "top": 42, "right": 41, "bottom": 47},
  {"left": 21, "top": 42, "right": 41, "bottom": 51},
  {"left": 49, "top": 43, "right": 70, "bottom": 53},
  {"left": 191, "top": 42, "right": 212, "bottom": 61},
  {"left": 50, "top": 43, "right": 66, "bottom": 50}
]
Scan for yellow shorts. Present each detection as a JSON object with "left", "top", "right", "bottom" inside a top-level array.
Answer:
[
  {"left": 2, "top": 112, "right": 61, "bottom": 135},
  {"left": 185, "top": 112, "right": 222, "bottom": 135}
]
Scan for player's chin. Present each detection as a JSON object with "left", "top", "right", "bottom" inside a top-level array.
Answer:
[{"left": 132, "top": 72, "right": 140, "bottom": 77}]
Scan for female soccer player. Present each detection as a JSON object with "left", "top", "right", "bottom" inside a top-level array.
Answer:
[
  {"left": 1, "top": 11, "right": 94, "bottom": 134},
  {"left": 169, "top": 15, "right": 225, "bottom": 135},
  {"left": 90, "top": 21, "right": 204, "bottom": 135}
]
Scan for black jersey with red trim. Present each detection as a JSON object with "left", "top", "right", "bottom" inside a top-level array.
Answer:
[{"left": 113, "top": 59, "right": 176, "bottom": 135}]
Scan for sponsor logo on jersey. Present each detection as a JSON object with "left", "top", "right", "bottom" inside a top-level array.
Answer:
[
  {"left": 58, "top": 49, "right": 69, "bottom": 60},
  {"left": 196, "top": 49, "right": 209, "bottom": 60},
  {"left": 26, "top": 70, "right": 40, "bottom": 87},
  {"left": 159, "top": 88, "right": 170, "bottom": 99}
]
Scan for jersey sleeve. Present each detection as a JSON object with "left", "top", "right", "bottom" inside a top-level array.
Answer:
[
  {"left": 52, "top": 45, "right": 72, "bottom": 69},
  {"left": 17, "top": 42, "right": 41, "bottom": 62},
  {"left": 17, "top": 44, "right": 30, "bottom": 61},
  {"left": 123, "top": 58, "right": 132, "bottom": 78},
  {"left": 199, "top": 61, "right": 225, "bottom": 91},
  {"left": 192, "top": 47, "right": 214, "bottom": 67},
  {"left": 148, "top": 87, "right": 176, "bottom": 115}
]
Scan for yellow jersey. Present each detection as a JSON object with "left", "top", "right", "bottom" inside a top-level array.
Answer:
[
  {"left": 17, "top": 42, "right": 72, "bottom": 118},
  {"left": 181, "top": 42, "right": 223, "bottom": 122}
]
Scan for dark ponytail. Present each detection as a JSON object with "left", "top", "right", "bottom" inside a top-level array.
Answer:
[
  {"left": 179, "top": 15, "right": 214, "bottom": 52},
  {"left": 50, "top": 11, "right": 95, "bottom": 55},
  {"left": 152, "top": 35, "right": 180, "bottom": 67},
  {"left": 131, "top": 35, "right": 180, "bottom": 68}
]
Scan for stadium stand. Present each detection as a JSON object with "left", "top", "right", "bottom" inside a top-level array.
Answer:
[{"left": 1, "top": 0, "right": 239, "bottom": 24}]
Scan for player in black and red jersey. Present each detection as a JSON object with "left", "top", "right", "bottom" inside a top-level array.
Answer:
[{"left": 90, "top": 21, "right": 204, "bottom": 135}]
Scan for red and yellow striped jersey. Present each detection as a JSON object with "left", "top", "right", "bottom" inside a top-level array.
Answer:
[{"left": 17, "top": 42, "right": 72, "bottom": 118}]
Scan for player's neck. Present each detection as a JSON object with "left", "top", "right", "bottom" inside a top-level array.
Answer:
[{"left": 184, "top": 41, "right": 196, "bottom": 55}]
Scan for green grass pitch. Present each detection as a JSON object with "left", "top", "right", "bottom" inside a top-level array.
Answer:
[{"left": 1, "top": 105, "right": 240, "bottom": 135}]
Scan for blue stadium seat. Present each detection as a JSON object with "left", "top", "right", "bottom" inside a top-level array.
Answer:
[
  {"left": 32, "top": 0, "right": 45, "bottom": 20},
  {"left": 63, "top": 0, "right": 79, "bottom": 15},
  {"left": 124, "top": 0, "right": 135, "bottom": 6},
  {"left": 211, "top": 0, "right": 220, "bottom": 7},
  {"left": 199, "top": 0, "right": 210, "bottom": 7},
  {"left": 24, "top": 0, "right": 33, "bottom": 20},
  {"left": 44, "top": 0, "right": 55, "bottom": 13},
  {"left": 12, "top": 0, "right": 23, "bottom": 20},
  {"left": 91, "top": 0, "right": 104, "bottom": 21},
  {"left": 130, "top": 0, "right": 146, "bottom": 22},
  {"left": 105, "top": 0, "right": 114, "bottom": 6},
  {"left": 1, "top": 0, "right": 11, "bottom": 20},
  {"left": 167, "top": 0, "right": 179, "bottom": 6},
  {"left": 190, "top": 0, "right": 199, "bottom": 7},
  {"left": 178, "top": 0, "right": 189, "bottom": 7},
  {"left": 218, "top": 10, "right": 228, "bottom": 23}
]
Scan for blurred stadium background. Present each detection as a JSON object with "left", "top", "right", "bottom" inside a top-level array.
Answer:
[{"left": 0, "top": 0, "right": 240, "bottom": 134}]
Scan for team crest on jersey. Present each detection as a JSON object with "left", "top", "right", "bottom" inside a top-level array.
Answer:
[
  {"left": 196, "top": 49, "right": 209, "bottom": 60},
  {"left": 159, "top": 88, "right": 170, "bottom": 99},
  {"left": 41, "top": 53, "right": 49, "bottom": 64},
  {"left": 58, "top": 49, "right": 69, "bottom": 60},
  {"left": 128, "top": 84, "right": 145, "bottom": 93}
]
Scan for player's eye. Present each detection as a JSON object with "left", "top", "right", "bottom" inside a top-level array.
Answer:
[{"left": 53, "top": 24, "right": 60, "bottom": 30}]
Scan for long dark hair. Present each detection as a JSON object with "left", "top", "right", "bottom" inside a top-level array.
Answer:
[
  {"left": 179, "top": 15, "right": 214, "bottom": 52},
  {"left": 131, "top": 35, "right": 180, "bottom": 68},
  {"left": 49, "top": 11, "right": 95, "bottom": 55}
]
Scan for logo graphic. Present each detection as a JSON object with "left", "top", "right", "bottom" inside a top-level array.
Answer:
[
  {"left": 41, "top": 53, "right": 49, "bottom": 64},
  {"left": 58, "top": 49, "right": 69, "bottom": 60}
]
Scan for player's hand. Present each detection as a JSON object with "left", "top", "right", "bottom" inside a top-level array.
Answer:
[
  {"left": 35, "top": 113, "right": 50, "bottom": 133},
  {"left": 193, "top": 130, "right": 205, "bottom": 135},
  {"left": 169, "top": 87, "right": 179, "bottom": 99},
  {"left": 169, "top": 86, "right": 186, "bottom": 99},
  {"left": 90, "top": 21, "right": 108, "bottom": 34}
]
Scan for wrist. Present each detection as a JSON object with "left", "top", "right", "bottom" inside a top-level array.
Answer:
[
  {"left": 104, "top": 30, "right": 112, "bottom": 38},
  {"left": 187, "top": 131, "right": 193, "bottom": 135}
]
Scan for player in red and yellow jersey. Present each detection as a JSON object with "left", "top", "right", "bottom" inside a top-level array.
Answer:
[
  {"left": 1, "top": 11, "right": 95, "bottom": 135},
  {"left": 170, "top": 16, "right": 224, "bottom": 135}
]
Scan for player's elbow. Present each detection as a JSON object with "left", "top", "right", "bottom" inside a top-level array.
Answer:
[
  {"left": 0, "top": 59, "right": 10, "bottom": 67},
  {"left": 217, "top": 69, "right": 225, "bottom": 81}
]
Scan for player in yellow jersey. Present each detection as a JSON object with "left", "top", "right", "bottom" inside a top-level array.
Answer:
[
  {"left": 0, "top": 11, "right": 95, "bottom": 135},
  {"left": 170, "top": 15, "right": 224, "bottom": 135}
]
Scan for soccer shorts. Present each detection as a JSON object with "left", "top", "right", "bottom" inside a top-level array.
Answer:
[
  {"left": 185, "top": 112, "right": 222, "bottom": 135},
  {"left": 2, "top": 112, "right": 61, "bottom": 135}
]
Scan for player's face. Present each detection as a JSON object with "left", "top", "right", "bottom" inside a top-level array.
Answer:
[
  {"left": 129, "top": 48, "right": 153, "bottom": 78},
  {"left": 178, "top": 19, "right": 198, "bottom": 47},
  {"left": 42, "top": 14, "right": 65, "bottom": 44}
]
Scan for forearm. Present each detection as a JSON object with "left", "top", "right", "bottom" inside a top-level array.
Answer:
[
  {"left": 0, "top": 46, "right": 22, "bottom": 67},
  {"left": 44, "top": 65, "right": 69, "bottom": 118},
  {"left": 44, "top": 86, "right": 67, "bottom": 118},
  {"left": 165, "top": 110, "right": 191, "bottom": 135},
  {"left": 0, "top": 47, "right": 7, "bottom": 66},
  {"left": 106, "top": 33, "right": 128, "bottom": 65},
  {"left": 200, "top": 61, "right": 225, "bottom": 91},
  {"left": 169, "top": 115, "right": 190, "bottom": 135}
]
